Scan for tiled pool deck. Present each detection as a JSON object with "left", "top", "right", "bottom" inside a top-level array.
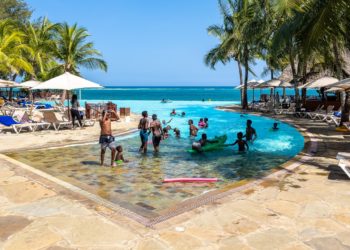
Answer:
[{"left": 0, "top": 109, "right": 349, "bottom": 249}]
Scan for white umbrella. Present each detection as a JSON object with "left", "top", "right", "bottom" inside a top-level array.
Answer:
[
  {"left": 299, "top": 76, "right": 339, "bottom": 89},
  {"left": 32, "top": 72, "right": 103, "bottom": 120},
  {"left": 327, "top": 78, "right": 350, "bottom": 91},
  {"left": 325, "top": 87, "right": 344, "bottom": 92},
  {"left": 0, "top": 79, "right": 21, "bottom": 88},
  {"left": 20, "top": 80, "right": 42, "bottom": 89},
  {"left": 32, "top": 72, "right": 103, "bottom": 90}
]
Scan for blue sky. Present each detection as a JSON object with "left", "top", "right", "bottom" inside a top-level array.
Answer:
[{"left": 26, "top": 0, "right": 267, "bottom": 86}]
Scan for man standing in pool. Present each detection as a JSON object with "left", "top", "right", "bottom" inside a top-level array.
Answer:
[
  {"left": 244, "top": 119, "right": 257, "bottom": 143},
  {"left": 150, "top": 114, "right": 163, "bottom": 152},
  {"left": 99, "top": 110, "right": 118, "bottom": 167},
  {"left": 138, "top": 111, "right": 150, "bottom": 153}
]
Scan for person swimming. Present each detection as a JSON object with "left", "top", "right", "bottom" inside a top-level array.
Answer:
[
  {"left": 173, "top": 128, "right": 181, "bottom": 138},
  {"left": 198, "top": 118, "right": 206, "bottom": 128},
  {"left": 228, "top": 132, "right": 249, "bottom": 152},
  {"left": 181, "top": 112, "right": 186, "bottom": 117},
  {"left": 192, "top": 133, "right": 219, "bottom": 152},
  {"left": 244, "top": 119, "right": 257, "bottom": 143},
  {"left": 115, "top": 145, "right": 129, "bottom": 163},
  {"left": 170, "top": 109, "right": 176, "bottom": 116},
  {"left": 272, "top": 122, "right": 279, "bottom": 130},
  {"left": 163, "top": 127, "right": 169, "bottom": 139},
  {"left": 204, "top": 118, "right": 208, "bottom": 128},
  {"left": 162, "top": 118, "right": 173, "bottom": 126},
  {"left": 188, "top": 119, "right": 198, "bottom": 137}
]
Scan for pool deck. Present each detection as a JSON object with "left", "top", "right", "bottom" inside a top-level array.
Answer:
[{"left": 0, "top": 108, "right": 349, "bottom": 249}]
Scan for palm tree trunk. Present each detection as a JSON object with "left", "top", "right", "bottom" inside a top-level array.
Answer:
[
  {"left": 237, "top": 61, "right": 243, "bottom": 106},
  {"left": 270, "top": 69, "right": 274, "bottom": 80},
  {"left": 289, "top": 49, "right": 299, "bottom": 107},
  {"left": 242, "top": 46, "right": 249, "bottom": 109},
  {"left": 333, "top": 40, "right": 349, "bottom": 125}
]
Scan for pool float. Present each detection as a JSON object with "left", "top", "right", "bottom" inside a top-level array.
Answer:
[
  {"left": 336, "top": 126, "right": 350, "bottom": 132},
  {"left": 187, "top": 134, "right": 227, "bottom": 153},
  {"left": 115, "top": 160, "right": 124, "bottom": 165},
  {"left": 163, "top": 177, "right": 218, "bottom": 183}
]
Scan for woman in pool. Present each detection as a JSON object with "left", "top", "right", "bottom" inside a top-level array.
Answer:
[
  {"left": 198, "top": 118, "right": 206, "bottom": 128},
  {"left": 188, "top": 119, "right": 198, "bottom": 137},
  {"left": 170, "top": 109, "right": 176, "bottom": 116}
]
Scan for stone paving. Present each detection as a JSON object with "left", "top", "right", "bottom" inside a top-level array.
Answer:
[{"left": 0, "top": 114, "right": 349, "bottom": 249}]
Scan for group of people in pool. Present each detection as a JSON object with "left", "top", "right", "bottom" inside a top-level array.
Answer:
[{"left": 99, "top": 107, "right": 278, "bottom": 166}]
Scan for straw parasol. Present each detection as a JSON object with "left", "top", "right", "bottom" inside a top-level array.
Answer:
[
  {"left": 327, "top": 78, "right": 350, "bottom": 91},
  {"left": 299, "top": 76, "right": 339, "bottom": 89}
]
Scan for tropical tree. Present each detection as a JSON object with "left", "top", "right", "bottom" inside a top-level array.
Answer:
[
  {"left": 0, "top": 0, "right": 32, "bottom": 23},
  {"left": 49, "top": 22, "right": 107, "bottom": 77},
  {"left": 24, "top": 17, "right": 59, "bottom": 80},
  {"left": 0, "top": 19, "right": 33, "bottom": 80}
]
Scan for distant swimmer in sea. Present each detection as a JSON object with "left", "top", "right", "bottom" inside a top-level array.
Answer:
[
  {"left": 170, "top": 109, "right": 177, "bottom": 116},
  {"left": 188, "top": 119, "right": 198, "bottom": 137},
  {"left": 272, "top": 122, "right": 279, "bottom": 131},
  {"left": 115, "top": 145, "right": 129, "bottom": 163},
  {"left": 150, "top": 114, "right": 163, "bottom": 152},
  {"left": 227, "top": 132, "right": 249, "bottom": 152},
  {"left": 244, "top": 119, "right": 257, "bottom": 143},
  {"left": 138, "top": 111, "right": 150, "bottom": 153}
]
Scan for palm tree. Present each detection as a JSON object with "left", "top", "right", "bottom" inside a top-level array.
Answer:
[
  {"left": 24, "top": 17, "right": 58, "bottom": 80},
  {"left": 50, "top": 22, "right": 107, "bottom": 77},
  {"left": 0, "top": 19, "right": 33, "bottom": 79},
  {"left": 205, "top": 0, "right": 244, "bottom": 105}
]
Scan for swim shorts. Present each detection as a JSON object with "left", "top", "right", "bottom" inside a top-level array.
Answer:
[
  {"left": 152, "top": 135, "right": 162, "bottom": 147},
  {"left": 140, "top": 130, "right": 149, "bottom": 144},
  {"left": 99, "top": 135, "right": 116, "bottom": 150}
]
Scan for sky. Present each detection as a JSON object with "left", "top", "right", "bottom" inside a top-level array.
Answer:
[{"left": 26, "top": 0, "right": 267, "bottom": 86}]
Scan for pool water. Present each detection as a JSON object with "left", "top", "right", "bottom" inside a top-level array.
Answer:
[{"left": 7, "top": 101, "right": 304, "bottom": 218}]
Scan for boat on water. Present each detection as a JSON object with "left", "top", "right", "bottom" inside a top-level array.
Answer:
[{"left": 161, "top": 99, "right": 172, "bottom": 103}]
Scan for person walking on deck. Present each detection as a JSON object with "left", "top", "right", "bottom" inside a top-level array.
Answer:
[{"left": 71, "top": 94, "right": 82, "bottom": 128}]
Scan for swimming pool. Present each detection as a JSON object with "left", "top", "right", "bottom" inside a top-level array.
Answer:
[{"left": 7, "top": 101, "right": 304, "bottom": 219}]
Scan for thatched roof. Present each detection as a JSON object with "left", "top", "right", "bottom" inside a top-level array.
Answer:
[{"left": 278, "top": 49, "right": 350, "bottom": 83}]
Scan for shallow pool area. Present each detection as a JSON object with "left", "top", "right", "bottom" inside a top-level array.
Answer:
[{"left": 6, "top": 101, "right": 305, "bottom": 219}]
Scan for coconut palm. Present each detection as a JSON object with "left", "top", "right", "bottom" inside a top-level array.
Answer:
[
  {"left": 49, "top": 22, "right": 107, "bottom": 77},
  {"left": 0, "top": 19, "right": 33, "bottom": 80},
  {"left": 24, "top": 17, "right": 59, "bottom": 80}
]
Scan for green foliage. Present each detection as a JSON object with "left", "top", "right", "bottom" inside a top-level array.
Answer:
[{"left": 0, "top": 0, "right": 32, "bottom": 23}]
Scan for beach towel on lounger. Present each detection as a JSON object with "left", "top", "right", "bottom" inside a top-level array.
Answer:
[{"left": 0, "top": 116, "right": 20, "bottom": 126}]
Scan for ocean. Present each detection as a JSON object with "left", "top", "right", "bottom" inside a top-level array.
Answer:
[{"left": 80, "top": 86, "right": 317, "bottom": 102}]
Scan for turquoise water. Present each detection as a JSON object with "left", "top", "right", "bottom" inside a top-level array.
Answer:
[
  {"left": 79, "top": 86, "right": 317, "bottom": 101},
  {"left": 8, "top": 100, "right": 304, "bottom": 217}
]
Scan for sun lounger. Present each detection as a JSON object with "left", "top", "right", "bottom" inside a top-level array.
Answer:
[
  {"left": 305, "top": 105, "right": 324, "bottom": 119},
  {"left": 0, "top": 115, "right": 34, "bottom": 134},
  {"left": 313, "top": 105, "right": 335, "bottom": 121},
  {"left": 338, "top": 159, "right": 350, "bottom": 178},
  {"left": 18, "top": 111, "right": 51, "bottom": 131},
  {"left": 43, "top": 111, "right": 72, "bottom": 131}
]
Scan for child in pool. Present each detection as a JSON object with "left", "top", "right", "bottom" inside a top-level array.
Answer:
[
  {"left": 192, "top": 133, "right": 219, "bottom": 151},
  {"left": 181, "top": 112, "right": 186, "bottom": 117},
  {"left": 204, "top": 118, "right": 209, "bottom": 128},
  {"left": 174, "top": 128, "right": 181, "bottom": 138},
  {"left": 188, "top": 119, "right": 198, "bottom": 137},
  {"left": 228, "top": 132, "right": 249, "bottom": 152},
  {"left": 272, "top": 122, "right": 279, "bottom": 130},
  {"left": 115, "top": 145, "right": 129, "bottom": 163},
  {"left": 198, "top": 118, "right": 206, "bottom": 128},
  {"left": 162, "top": 118, "right": 173, "bottom": 126},
  {"left": 163, "top": 128, "right": 169, "bottom": 139},
  {"left": 170, "top": 109, "right": 176, "bottom": 116}
]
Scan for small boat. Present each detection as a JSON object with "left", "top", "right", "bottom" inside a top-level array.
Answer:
[{"left": 163, "top": 177, "right": 218, "bottom": 183}]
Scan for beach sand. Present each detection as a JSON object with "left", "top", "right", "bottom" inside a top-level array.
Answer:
[{"left": 0, "top": 113, "right": 139, "bottom": 153}]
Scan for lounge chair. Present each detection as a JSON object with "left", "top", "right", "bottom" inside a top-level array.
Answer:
[
  {"left": 43, "top": 111, "right": 72, "bottom": 131},
  {"left": 18, "top": 111, "right": 51, "bottom": 131},
  {"left": 305, "top": 105, "right": 324, "bottom": 119},
  {"left": 0, "top": 115, "right": 34, "bottom": 134},
  {"left": 338, "top": 159, "right": 350, "bottom": 179},
  {"left": 313, "top": 105, "right": 335, "bottom": 121}
]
